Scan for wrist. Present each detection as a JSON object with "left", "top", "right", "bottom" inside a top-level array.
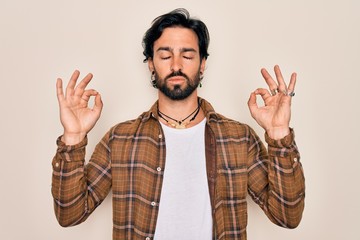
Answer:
[
  {"left": 266, "top": 127, "right": 290, "bottom": 140},
  {"left": 61, "top": 132, "right": 86, "bottom": 145}
]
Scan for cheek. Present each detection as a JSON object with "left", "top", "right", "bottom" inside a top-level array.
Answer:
[
  {"left": 154, "top": 64, "right": 169, "bottom": 76},
  {"left": 187, "top": 65, "right": 201, "bottom": 77},
  {"left": 184, "top": 60, "right": 201, "bottom": 71},
  {"left": 153, "top": 58, "right": 171, "bottom": 69}
]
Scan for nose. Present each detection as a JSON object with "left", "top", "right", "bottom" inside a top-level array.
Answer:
[{"left": 170, "top": 55, "right": 183, "bottom": 72}]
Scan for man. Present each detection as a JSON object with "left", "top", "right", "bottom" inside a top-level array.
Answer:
[{"left": 52, "top": 8, "right": 305, "bottom": 240}]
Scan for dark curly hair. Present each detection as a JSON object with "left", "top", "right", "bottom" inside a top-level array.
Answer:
[{"left": 142, "top": 8, "right": 210, "bottom": 62}]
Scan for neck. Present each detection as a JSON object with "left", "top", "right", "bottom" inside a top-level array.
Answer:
[{"left": 157, "top": 91, "right": 205, "bottom": 128}]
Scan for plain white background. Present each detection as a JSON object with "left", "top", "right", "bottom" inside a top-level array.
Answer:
[{"left": 1, "top": 0, "right": 359, "bottom": 239}]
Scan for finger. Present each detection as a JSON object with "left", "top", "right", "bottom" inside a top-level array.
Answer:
[
  {"left": 287, "top": 72, "right": 297, "bottom": 93},
  {"left": 261, "top": 68, "right": 278, "bottom": 92},
  {"left": 80, "top": 89, "right": 98, "bottom": 102},
  {"left": 247, "top": 92, "right": 259, "bottom": 117},
  {"left": 93, "top": 93, "right": 103, "bottom": 115},
  {"left": 254, "top": 88, "right": 272, "bottom": 102},
  {"left": 65, "top": 70, "right": 80, "bottom": 97},
  {"left": 74, "top": 73, "right": 94, "bottom": 97},
  {"left": 56, "top": 78, "right": 65, "bottom": 102},
  {"left": 274, "top": 65, "right": 287, "bottom": 92}
]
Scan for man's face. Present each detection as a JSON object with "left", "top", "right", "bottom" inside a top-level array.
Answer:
[{"left": 148, "top": 27, "right": 206, "bottom": 100}]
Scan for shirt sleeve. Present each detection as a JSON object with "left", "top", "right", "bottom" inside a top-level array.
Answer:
[
  {"left": 51, "top": 131, "right": 112, "bottom": 227},
  {"left": 247, "top": 128, "right": 305, "bottom": 228}
]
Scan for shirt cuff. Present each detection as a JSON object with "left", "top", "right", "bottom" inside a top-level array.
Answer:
[
  {"left": 56, "top": 135, "right": 88, "bottom": 152},
  {"left": 265, "top": 128, "right": 295, "bottom": 148},
  {"left": 55, "top": 135, "right": 88, "bottom": 162}
]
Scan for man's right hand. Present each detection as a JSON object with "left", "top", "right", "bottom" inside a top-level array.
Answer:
[{"left": 56, "top": 70, "right": 103, "bottom": 145}]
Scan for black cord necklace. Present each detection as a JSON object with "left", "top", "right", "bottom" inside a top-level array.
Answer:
[{"left": 158, "top": 99, "right": 201, "bottom": 129}]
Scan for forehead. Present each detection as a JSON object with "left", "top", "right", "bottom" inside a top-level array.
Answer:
[{"left": 154, "top": 27, "right": 199, "bottom": 51}]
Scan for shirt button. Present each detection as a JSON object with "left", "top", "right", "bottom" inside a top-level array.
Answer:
[
  {"left": 158, "top": 134, "right": 162, "bottom": 139},
  {"left": 294, "top": 158, "right": 298, "bottom": 162},
  {"left": 151, "top": 201, "right": 156, "bottom": 206},
  {"left": 55, "top": 162, "right": 60, "bottom": 168},
  {"left": 145, "top": 237, "right": 151, "bottom": 240},
  {"left": 156, "top": 167, "right": 162, "bottom": 172}
]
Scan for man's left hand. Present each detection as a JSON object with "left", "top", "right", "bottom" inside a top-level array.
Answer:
[{"left": 248, "top": 65, "right": 296, "bottom": 140}]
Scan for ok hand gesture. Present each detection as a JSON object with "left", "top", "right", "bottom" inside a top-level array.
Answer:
[
  {"left": 56, "top": 70, "right": 103, "bottom": 145},
  {"left": 248, "top": 65, "right": 296, "bottom": 140}
]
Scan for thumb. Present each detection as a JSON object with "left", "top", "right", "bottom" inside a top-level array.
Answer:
[{"left": 93, "top": 93, "right": 103, "bottom": 115}]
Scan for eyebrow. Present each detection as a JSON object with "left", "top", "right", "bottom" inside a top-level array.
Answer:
[
  {"left": 156, "top": 47, "right": 197, "bottom": 53},
  {"left": 180, "top": 47, "right": 197, "bottom": 53}
]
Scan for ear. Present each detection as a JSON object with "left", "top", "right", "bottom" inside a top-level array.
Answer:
[
  {"left": 200, "top": 58, "right": 206, "bottom": 74},
  {"left": 148, "top": 58, "right": 154, "bottom": 72}
]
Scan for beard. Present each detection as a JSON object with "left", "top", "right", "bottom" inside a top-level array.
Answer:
[{"left": 154, "top": 68, "right": 201, "bottom": 100}]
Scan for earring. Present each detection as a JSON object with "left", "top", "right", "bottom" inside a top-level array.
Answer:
[
  {"left": 151, "top": 71, "right": 157, "bottom": 88},
  {"left": 198, "top": 72, "right": 204, "bottom": 88}
]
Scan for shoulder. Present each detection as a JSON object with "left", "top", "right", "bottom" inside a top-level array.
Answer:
[
  {"left": 107, "top": 110, "right": 160, "bottom": 139},
  {"left": 111, "top": 118, "right": 139, "bottom": 135},
  {"left": 201, "top": 98, "right": 255, "bottom": 138},
  {"left": 109, "top": 113, "right": 146, "bottom": 135},
  {"left": 208, "top": 112, "right": 254, "bottom": 138}
]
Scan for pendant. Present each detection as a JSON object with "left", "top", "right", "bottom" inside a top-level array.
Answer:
[
  {"left": 168, "top": 121, "right": 188, "bottom": 129},
  {"left": 175, "top": 124, "right": 186, "bottom": 129}
]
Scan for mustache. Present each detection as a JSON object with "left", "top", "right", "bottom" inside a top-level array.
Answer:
[{"left": 165, "top": 70, "right": 190, "bottom": 81}]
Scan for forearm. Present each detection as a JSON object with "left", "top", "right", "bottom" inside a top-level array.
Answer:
[
  {"left": 266, "top": 143, "right": 305, "bottom": 228},
  {"left": 51, "top": 137, "right": 92, "bottom": 226},
  {"left": 51, "top": 134, "right": 112, "bottom": 227},
  {"left": 248, "top": 129, "right": 305, "bottom": 228}
]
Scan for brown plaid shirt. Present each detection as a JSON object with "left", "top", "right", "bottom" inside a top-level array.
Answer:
[{"left": 52, "top": 98, "right": 305, "bottom": 240}]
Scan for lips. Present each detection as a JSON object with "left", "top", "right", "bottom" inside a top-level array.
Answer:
[{"left": 167, "top": 76, "right": 186, "bottom": 84}]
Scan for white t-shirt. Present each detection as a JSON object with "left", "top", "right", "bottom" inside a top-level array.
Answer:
[{"left": 154, "top": 118, "right": 212, "bottom": 239}]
